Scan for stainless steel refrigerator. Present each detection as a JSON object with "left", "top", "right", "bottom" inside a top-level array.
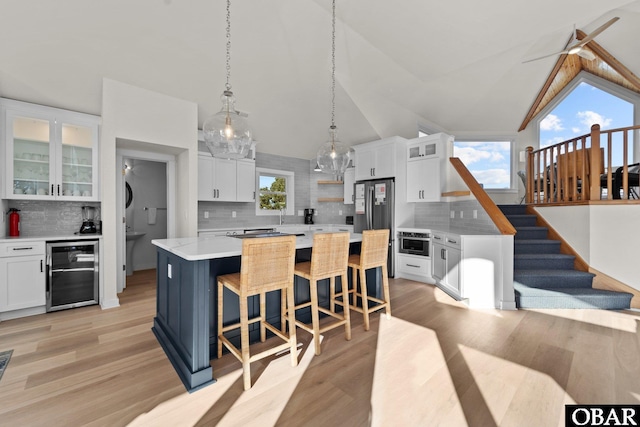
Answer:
[{"left": 353, "top": 178, "right": 395, "bottom": 277}]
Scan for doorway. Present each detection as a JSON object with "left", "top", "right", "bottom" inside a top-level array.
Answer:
[{"left": 116, "top": 147, "right": 176, "bottom": 294}]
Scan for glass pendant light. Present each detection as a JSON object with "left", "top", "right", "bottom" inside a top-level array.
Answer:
[
  {"left": 203, "top": 0, "right": 252, "bottom": 159},
  {"left": 316, "top": 0, "right": 353, "bottom": 175}
]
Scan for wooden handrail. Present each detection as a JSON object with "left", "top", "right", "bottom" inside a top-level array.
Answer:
[{"left": 449, "top": 157, "right": 516, "bottom": 235}]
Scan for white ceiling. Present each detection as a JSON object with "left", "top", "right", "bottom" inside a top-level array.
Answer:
[{"left": 2, "top": 0, "right": 639, "bottom": 160}]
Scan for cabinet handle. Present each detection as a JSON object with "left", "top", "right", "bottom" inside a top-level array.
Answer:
[
  {"left": 373, "top": 167, "right": 376, "bottom": 176},
  {"left": 41, "top": 259, "right": 43, "bottom": 272},
  {"left": 57, "top": 184, "right": 60, "bottom": 196},
  {"left": 51, "top": 184, "right": 54, "bottom": 196},
  {"left": 12, "top": 246, "right": 33, "bottom": 251},
  {"left": 448, "top": 239, "right": 457, "bottom": 244},
  {"left": 434, "top": 236, "right": 441, "bottom": 240},
  {"left": 407, "top": 264, "right": 420, "bottom": 268},
  {"left": 441, "top": 248, "right": 446, "bottom": 260}
]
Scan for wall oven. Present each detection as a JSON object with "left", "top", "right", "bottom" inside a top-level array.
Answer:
[
  {"left": 398, "top": 231, "right": 430, "bottom": 257},
  {"left": 46, "top": 240, "right": 99, "bottom": 312}
]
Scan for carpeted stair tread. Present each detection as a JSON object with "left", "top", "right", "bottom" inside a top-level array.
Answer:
[
  {"left": 505, "top": 214, "right": 538, "bottom": 227},
  {"left": 514, "top": 226, "right": 549, "bottom": 240},
  {"left": 514, "top": 253, "right": 575, "bottom": 270},
  {"left": 498, "top": 205, "right": 528, "bottom": 216},
  {"left": 514, "top": 269, "right": 595, "bottom": 288},
  {"left": 514, "top": 283, "right": 633, "bottom": 310},
  {"left": 514, "top": 239, "right": 561, "bottom": 254}
]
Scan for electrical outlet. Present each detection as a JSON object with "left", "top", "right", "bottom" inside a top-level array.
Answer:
[
  {"left": 204, "top": 211, "right": 209, "bottom": 219},
  {"left": 232, "top": 211, "right": 236, "bottom": 218},
  {"left": 460, "top": 211, "right": 464, "bottom": 219},
  {"left": 339, "top": 210, "right": 343, "bottom": 215},
  {"left": 450, "top": 210, "right": 455, "bottom": 219},
  {"left": 298, "top": 210, "right": 303, "bottom": 216},
  {"left": 473, "top": 209, "right": 477, "bottom": 219}
]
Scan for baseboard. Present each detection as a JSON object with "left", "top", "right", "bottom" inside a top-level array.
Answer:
[
  {"left": 100, "top": 298, "right": 121, "bottom": 310},
  {"left": 590, "top": 267, "right": 640, "bottom": 309}
]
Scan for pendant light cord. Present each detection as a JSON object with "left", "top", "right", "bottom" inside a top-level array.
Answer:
[
  {"left": 330, "top": 0, "right": 336, "bottom": 129},
  {"left": 225, "top": 0, "right": 232, "bottom": 92}
]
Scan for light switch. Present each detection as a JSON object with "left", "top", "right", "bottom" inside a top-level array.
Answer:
[
  {"left": 450, "top": 210, "right": 455, "bottom": 219},
  {"left": 473, "top": 210, "right": 477, "bottom": 219},
  {"left": 204, "top": 211, "right": 209, "bottom": 219},
  {"left": 232, "top": 211, "right": 236, "bottom": 218},
  {"left": 298, "top": 210, "right": 303, "bottom": 216}
]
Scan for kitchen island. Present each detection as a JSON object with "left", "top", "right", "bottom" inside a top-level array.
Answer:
[{"left": 151, "top": 231, "right": 365, "bottom": 392}]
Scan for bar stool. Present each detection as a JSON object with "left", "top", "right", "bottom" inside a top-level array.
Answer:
[
  {"left": 293, "top": 232, "right": 351, "bottom": 355},
  {"left": 347, "top": 229, "right": 391, "bottom": 331},
  {"left": 217, "top": 235, "right": 298, "bottom": 391}
]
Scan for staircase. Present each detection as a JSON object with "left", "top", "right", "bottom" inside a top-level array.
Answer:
[{"left": 499, "top": 204, "right": 633, "bottom": 310}]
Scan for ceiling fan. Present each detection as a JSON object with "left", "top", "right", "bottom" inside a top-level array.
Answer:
[{"left": 523, "top": 16, "right": 619, "bottom": 63}]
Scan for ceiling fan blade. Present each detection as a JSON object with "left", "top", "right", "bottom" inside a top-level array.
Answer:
[
  {"left": 522, "top": 49, "right": 569, "bottom": 64},
  {"left": 578, "top": 16, "right": 620, "bottom": 46},
  {"left": 577, "top": 48, "right": 596, "bottom": 61}
]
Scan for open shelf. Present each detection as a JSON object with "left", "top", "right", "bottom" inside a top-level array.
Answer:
[
  {"left": 317, "top": 180, "right": 343, "bottom": 185},
  {"left": 317, "top": 197, "right": 344, "bottom": 202}
]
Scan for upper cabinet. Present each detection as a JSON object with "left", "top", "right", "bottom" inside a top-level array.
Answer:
[
  {"left": 343, "top": 167, "right": 355, "bottom": 204},
  {"left": 198, "top": 155, "right": 256, "bottom": 202},
  {"left": 354, "top": 137, "right": 400, "bottom": 181},
  {"left": 1, "top": 99, "right": 100, "bottom": 201},
  {"left": 406, "top": 133, "right": 454, "bottom": 203}
]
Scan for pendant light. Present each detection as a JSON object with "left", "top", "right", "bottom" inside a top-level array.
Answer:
[
  {"left": 203, "top": 0, "right": 252, "bottom": 159},
  {"left": 316, "top": 0, "right": 353, "bottom": 175}
]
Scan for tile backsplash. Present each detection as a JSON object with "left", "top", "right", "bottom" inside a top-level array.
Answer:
[
  {"left": 414, "top": 199, "right": 499, "bottom": 233},
  {"left": 7, "top": 200, "right": 101, "bottom": 236}
]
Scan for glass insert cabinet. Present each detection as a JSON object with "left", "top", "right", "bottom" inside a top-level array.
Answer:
[{"left": 2, "top": 98, "right": 100, "bottom": 201}]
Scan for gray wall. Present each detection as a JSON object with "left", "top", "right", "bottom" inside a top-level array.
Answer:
[{"left": 197, "top": 152, "right": 355, "bottom": 230}]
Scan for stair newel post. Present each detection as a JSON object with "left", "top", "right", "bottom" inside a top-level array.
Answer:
[
  {"left": 589, "top": 124, "right": 601, "bottom": 200},
  {"left": 525, "top": 146, "right": 534, "bottom": 204}
]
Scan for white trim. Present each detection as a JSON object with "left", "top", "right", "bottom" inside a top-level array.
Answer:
[{"left": 255, "top": 167, "right": 295, "bottom": 216}]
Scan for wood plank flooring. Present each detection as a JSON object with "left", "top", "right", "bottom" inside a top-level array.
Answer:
[{"left": 0, "top": 269, "right": 639, "bottom": 426}]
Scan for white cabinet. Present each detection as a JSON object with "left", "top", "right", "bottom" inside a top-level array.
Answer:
[
  {"left": 198, "top": 155, "right": 255, "bottom": 202},
  {"left": 406, "top": 134, "right": 454, "bottom": 203},
  {"left": 407, "top": 157, "right": 440, "bottom": 202},
  {"left": 396, "top": 253, "right": 432, "bottom": 281},
  {"left": 354, "top": 139, "right": 398, "bottom": 181},
  {"left": 343, "top": 168, "right": 355, "bottom": 204},
  {"left": 236, "top": 159, "right": 256, "bottom": 202},
  {"left": 432, "top": 232, "right": 460, "bottom": 296},
  {"left": 2, "top": 98, "right": 100, "bottom": 201},
  {"left": 0, "top": 241, "right": 46, "bottom": 312}
]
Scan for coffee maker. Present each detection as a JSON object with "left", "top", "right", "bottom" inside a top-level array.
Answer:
[
  {"left": 304, "top": 208, "right": 315, "bottom": 224},
  {"left": 79, "top": 206, "right": 98, "bottom": 234}
]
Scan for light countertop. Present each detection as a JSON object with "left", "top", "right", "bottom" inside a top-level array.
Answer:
[
  {"left": 0, "top": 233, "right": 103, "bottom": 243},
  {"left": 153, "top": 231, "right": 362, "bottom": 261}
]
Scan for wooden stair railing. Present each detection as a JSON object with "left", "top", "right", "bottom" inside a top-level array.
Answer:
[{"left": 449, "top": 157, "right": 516, "bottom": 235}]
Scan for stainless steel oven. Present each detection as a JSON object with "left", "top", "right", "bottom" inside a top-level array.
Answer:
[{"left": 398, "top": 231, "right": 430, "bottom": 256}]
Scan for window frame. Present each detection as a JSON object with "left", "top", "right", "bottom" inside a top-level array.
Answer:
[{"left": 255, "top": 167, "right": 295, "bottom": 216}]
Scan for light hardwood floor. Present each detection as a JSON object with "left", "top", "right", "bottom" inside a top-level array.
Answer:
[{"left": 0, "top": 269, "right": 639, "bottom": 426}]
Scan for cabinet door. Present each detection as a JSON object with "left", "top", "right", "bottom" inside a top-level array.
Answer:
[
  {"left": 0, "top": 255, "right": 46, "bottom": 312},
  {"left": 213, "top": 158, "right": 237, "bottom": 201},
  {"left": 236, "top": 160, "right": 256, "bottom": 202},
  {"left": 373, "top": 142, "right": 396, "bottom": 179},
  {"left": 406, "top": 157, "right": 440, "bottom": 202},
  {"left": 355, "top": 147, "right": 376, "bottom": 181},
  {"left": 57, "top": 118, "right": 100, "bottom": 200},
  {"left": 445, "top": 247, "right": 461, "bottom": 294},
  {"left": 5, "top": 110, "right": 55, "bottom": 199},
  {"left": 198, "top": 156, "right": 215, "bottom": 201},
  {"left": 432, "top": 241, "right": 446, "bottom": 282},
  {"left": 343, "top": 168, "right": 355, "bottom": 204}
]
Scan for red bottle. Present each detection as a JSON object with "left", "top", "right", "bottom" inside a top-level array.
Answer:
[{"left": 8, "top": 208, "right": 20, "bottom": 237}]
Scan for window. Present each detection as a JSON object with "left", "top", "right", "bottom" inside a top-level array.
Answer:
[
  {"left": 255, "top": 168, "right": 295, "bottom": 215},
  {"left": 453, "top": 140, "right": 512, "bottom": 189},
  {"left": 539, "top": 80, "right": 634, "bottom": 165}
]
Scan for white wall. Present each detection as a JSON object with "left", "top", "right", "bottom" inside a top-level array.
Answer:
[
  {"left": 101, "top": 79, "right": 198, "bottom": 309},
  {"left": 535, "top": 204, "right": 640, "bottom": 293}
]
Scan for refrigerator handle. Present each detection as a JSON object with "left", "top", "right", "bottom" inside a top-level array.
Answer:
[{"left": 367, "top": 185, "right": 374, "bottom": 229}]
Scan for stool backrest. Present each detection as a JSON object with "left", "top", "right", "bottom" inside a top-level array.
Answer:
[
  {"left": 361, "top": 229, "right": 390, "bottom": 269},
  {"left": 240, "top": 235, "right": 296, "bottom": 294},
  {"left": 310, "top": 232, "right": 350, "bottom": 278}
]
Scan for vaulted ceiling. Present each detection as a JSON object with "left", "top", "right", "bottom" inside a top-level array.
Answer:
[{"left": 1, "top": 0, "right": 640, "bottom": 160}]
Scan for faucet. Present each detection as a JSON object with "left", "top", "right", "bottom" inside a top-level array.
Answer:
[{"left": 279, "top": 208, "right": 285, "bottom": 225}]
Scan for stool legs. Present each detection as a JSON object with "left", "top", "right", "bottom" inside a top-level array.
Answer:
[
  {"left": 358, "top": 267, "right": 371, "bottom": 331},
  {"left": 309, "top": 279, "right": 322, "bottom": 356},
  {"left": 239, "top": 294, "right": 251, "bottom": 390},
  {"left": 217, "top": 281, "right": 224, "bottom": 359},
  {"left": 381, "top": 264, "right": 391, "bottom": 319}
]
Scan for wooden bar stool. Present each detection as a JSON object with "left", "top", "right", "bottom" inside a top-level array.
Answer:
[
  {"left": 347, "top": 229, "right": 391, "bottom": 331},
  {"left": 217, "top": 235, "right": 298, "bottom": 391},
  {"left": 293, "top": 232, "right": 351, "bottom": 355}
]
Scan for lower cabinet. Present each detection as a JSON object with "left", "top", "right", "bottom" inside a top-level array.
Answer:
[
  {"left": 396, "top": 253, "right": 433, "bottom": 283},
  {"left": 0, "top": 241, "right": 46, "bottom": 312},
  {"left": 432, "top": 232, "right": 461, "bottom": 296}
]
